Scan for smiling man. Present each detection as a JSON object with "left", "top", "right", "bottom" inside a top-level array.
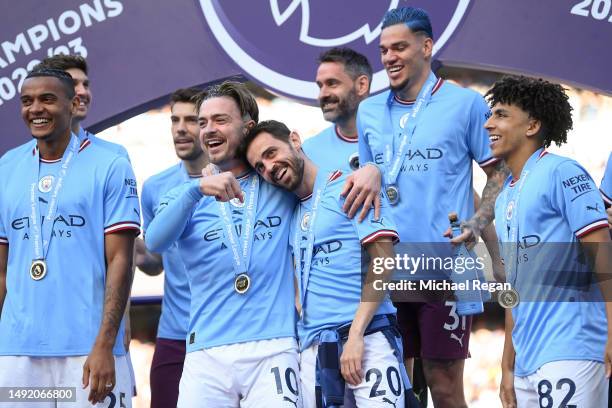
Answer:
[
  {"left": 243, "top": 120, "right": 419, "bottom": 408},
  {"left": 135, "top": 87, "right": 208, "bottom": 408},
  {"left": 38, "top": 54, "right": 130, "bottom": 160},
  {"left": 356, "top": 7, "right": 508, "bottom": 407},
  {"left": 0, "top": 68, "right": 140, "bottom": 407},
  {"left": 145, "top": 81, "right": 301, "bottom": 407},
  {"left": 486, "top": 76, "right": 611, "bottom": 408}
]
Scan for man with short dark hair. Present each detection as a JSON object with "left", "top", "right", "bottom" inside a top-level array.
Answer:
[
  {"left": 135, "top": 87, "right": 207, "bottom": 408},
  {"left": 486, "top": 75, "right": 611, "bottom": 408},
  {"left": 37, "top": 54, "right": 130, "bottom": 159},
  {"left": 244, "top": 119, "right": 420, "bottom": 408},
  {"left": 0, "top": 68, "right": 140, "bottom": 407}
]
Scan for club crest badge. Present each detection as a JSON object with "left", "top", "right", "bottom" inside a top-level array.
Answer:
[
  {"left": 38, "top": 175, "right": 54, "bottom": 193},
  {"left": 506, "top": 200, "right": 514, "bottom": 221}
]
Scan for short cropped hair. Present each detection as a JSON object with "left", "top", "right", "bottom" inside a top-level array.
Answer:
[
  {"left": 25, "top": 68, "right": 76, "bottom": 99},
  {"left": 170, "top": 87, "right": 203, "bottom": 108},
  {"left": 318, "top": 47, "right": 372, "bottom": 84},
  {"left": 198, "top": 81, "right": 259, "bottom": 123},
  {"left": 485, "top": 76, "right": 573, "bottom": 148},
  {"left": 38, "top": 54, "right": 88, "bottom": 75},
  {"left": 241, "top": 120, "right": 291, "bottom": 157},
  {"left": 382, "top": 7, "right": 433, "bottom": 39}
]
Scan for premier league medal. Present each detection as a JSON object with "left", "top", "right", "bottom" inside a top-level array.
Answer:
[
  {"left": 498, "top": 288, "right": 519, "bottom": 309},
  {"left": 30, "top": 259, "right": 47, "bottom": 281},
  {"left": 348, "top": 153, "right": 359, "bottom": 171},
  {"left": 234, "top": 273, "right": 250, "bottom": 294},
  {"left": 386, "top": 185, "right": 399, "bottom": 205}
]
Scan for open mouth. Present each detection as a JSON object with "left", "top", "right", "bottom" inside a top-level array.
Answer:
[
  {"left": 205, "top": 138, "right": 225, "bottom": 151},
  {"left": 272, "top": 166, "right": 288, "bottom": 183},
  {"left": 30, "top": 118, "right": 51, "bottom": 128}
]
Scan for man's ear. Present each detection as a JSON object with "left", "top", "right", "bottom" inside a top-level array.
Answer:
[
  {"left": 355, "top": 75, "right": 369, "bottom": 98},
  {"left": 289, "top": 131, "right": 302, "bottom": 150},
  {"left": 244, "top": 119, "right": 256, "bottom": 133},
  {"left": 526, "top": 118, "right": 542, "bottom": 138},
  {"left": 422, "top": 37, "right": 433, "bottom": 60},
  {"left": 71, "top": 95, "right": 80, "bottom": 116}
]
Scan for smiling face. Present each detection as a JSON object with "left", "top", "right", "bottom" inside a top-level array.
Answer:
[
  {"left": 65, "top": 67, "right": 90, "bottom": 121},
  {"left": 246, "top": 131, "right": 304, "bottom": 192},
  {"left": 485, "top": 103, "right": 539, "bottom": 160},
  {"left": 20, "top": 76, "right": 78, "bottom": 142},
  {"left": 316, "top": 61, "right": 362, "bottom": 124},
  {"left": 198, "top": 96, "right": 253, "bottom": 168},
  {"left": 171, "top": 101, "right": 204, "bottom": 161},
  {"left": 379, "top": 23, "right": 432, "bottom": 93}
]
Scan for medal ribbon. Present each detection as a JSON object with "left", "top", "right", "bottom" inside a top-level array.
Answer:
[
  {"left": 293, "top": 170, "right": 333, "bottom": 307},
  {"left": 216, "top": 170, "right": 260, "bottom": 280},
  {"left": 30, "top": 134, "right": 79, "bottom": 263},
  {"left": 382, "top": 71, "right": 438, "bottom": 188},
  {"left": 501, "top": 148, "right": 545, "bottom": 286}
]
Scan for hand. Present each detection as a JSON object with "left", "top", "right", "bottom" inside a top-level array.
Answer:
[
  {"left": 340, "top": 334, "right": 365, "bottom": 386},
  {"left": 443, "top": 218, "right": 481, "bottom": 250},
  {"left": 605, "top": 339, "right": 612, "bottom": 378},
  {"left": 340, "top": 164, "right": 381, "bottom": 222},
  {"left": 82, "top": 344, "right": 116, "bottom": 404},
  {"left": 200, "top": 164, "right": 243, "bottom": 202},
  {"left": 499, "top": 370, "right": 517, "bottom": 408}
]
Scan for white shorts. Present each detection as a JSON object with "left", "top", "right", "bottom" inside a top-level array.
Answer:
[
  {"left": 0, "top": 355, "right": 133, "bottom": 408},
  {"left": 178, "top": 337, "right": 302, "bottom": 408},
  {"left": 301, "top": 332, "right": 405, "bottom": 408},
  {"left": 514, "top": 360, "right": 608, "bottom": 408}
]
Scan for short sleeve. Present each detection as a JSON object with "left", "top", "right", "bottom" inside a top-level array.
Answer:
[
  {"left": 103, "top": 157, "right": 141, "bottom": 235},
  {"left": 551, "top": 160, "right": 608, "bottom": 238},
  {"left": 466, "top": 94, "right": 498, "bottom": 168},
  {"left": 600, "top": 152, "right": 612, "bottom": 206},
  {"left": 347, "top": 194, "right": 399, "bottom": 245}
]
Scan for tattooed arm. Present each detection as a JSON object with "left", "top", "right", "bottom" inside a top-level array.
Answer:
[
  {"left": 82, "top": 230, "right": 135, "bottom": 404},
  {"left": 451, "top": 160, "right": 509, "bottom": 247}
]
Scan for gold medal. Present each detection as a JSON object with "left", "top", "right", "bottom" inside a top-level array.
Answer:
[
  {"left": 234, "top": 273, "right": 250, "bottom": 294},
  {"left": 30, "top": 259, "right": 47, "bottom": 281}
]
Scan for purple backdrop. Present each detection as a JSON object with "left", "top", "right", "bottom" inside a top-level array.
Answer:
[{"left": 0, "top": 0, "right": 609, "bottom": 154}]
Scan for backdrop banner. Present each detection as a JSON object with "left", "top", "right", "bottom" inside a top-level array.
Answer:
[{"left": 1, "top": 0, "right": 608, "bottom": 153}]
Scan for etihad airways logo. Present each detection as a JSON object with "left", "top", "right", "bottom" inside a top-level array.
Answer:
[{"left": 11, "top": 214, "right": 86, "bottom": 240}]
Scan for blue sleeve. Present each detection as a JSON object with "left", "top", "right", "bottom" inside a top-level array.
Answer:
[
  {"left": 346, "top": 193, "right": 399, "bottom": 245},
  {"left": 117, "top": 145, "right": 131, "bottom": 163},
  {"left": 103, "top": 157, "right": 141, "bottom": 235},
  {"left": 551, "top": 160, "right": 608, "bottom": 238},
  {"left": 466, "top": 94, "right": 497, "bottom": 168},
  {"left": 145, "top": 179, "right": 203, "bottom": 253},
  {"left": 600, "top": 152, "right": 612, "bottom": 206},
  {"left": 357, "top": 106, "right": 374, "bottom": 165},
  {"left": 140, "top": 179, "right": 155, "bottom": 233}
]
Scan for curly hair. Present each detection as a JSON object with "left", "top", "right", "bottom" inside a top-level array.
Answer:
[{"left": 485, "top": 76, "right": 573, "bottom": 148}]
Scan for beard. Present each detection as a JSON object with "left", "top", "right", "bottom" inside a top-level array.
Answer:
[
  {"left": 271, "top": 153, "right": 304, "bottom": 192},
  {"left": 320, "top": 89, "right": 359, "bottom": 125}
]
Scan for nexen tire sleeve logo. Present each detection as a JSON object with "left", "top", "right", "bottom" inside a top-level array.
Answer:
[{"left": 199, "top": 0, "right": 470, "bottom": 101}]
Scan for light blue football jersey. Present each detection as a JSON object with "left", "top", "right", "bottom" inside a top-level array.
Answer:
[
  {"left": 0, "top": 135, "right": 141, "bottom": 356},
  {"left": 358, "top": 77, "right": 497, "bottom": 243},
  {"left": 78, "top": 127, "right": 131, "bottom": 162},
  {"left": 142, "top": 163, "right": 197, "bottom": 341},
  {"left": 302, "top": 126, "right": 359, "bottom": 173},
  {"left": 292, "top": 170, "right": 399, "bottom": 350},
  {"left": 145, "top": 172, "right": 297, "bottom": 352},
  {"left": 494, "top": 149, "right": 608, "bottom": 376},
  {"left": 600, "top": 152, "right": 612, "bottom": 206}
]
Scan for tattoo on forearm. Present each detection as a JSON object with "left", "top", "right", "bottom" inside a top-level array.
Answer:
[
  {"left": 100, "top": 279, "right": 130, "bottom": 343},
  {"left": 472, "top": 161, "right": 510, "bottom": 231}
]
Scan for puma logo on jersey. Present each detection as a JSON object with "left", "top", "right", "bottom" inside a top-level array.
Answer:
[
  {"left": 586, "top": 203, "right": 601, "bottom": 213},
  {"left": 382, "top": 396, "right": 398, "bottom": 407},
  {"left": 450, "top": 332, "right": 464, "bottom": 347},
  {"left": 283, "top": 396, "right": 298, "bottom": 407}
]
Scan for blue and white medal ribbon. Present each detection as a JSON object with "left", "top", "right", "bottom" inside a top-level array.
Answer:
[
  {"left": 216, "top": 170, "right": 260, "bottom": 294},
  {"left": 382, "top": 71, "right": 438, "bottom": 204},
  {"left": 29, "top": 134, "right": 79, "bottom": 280}
]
